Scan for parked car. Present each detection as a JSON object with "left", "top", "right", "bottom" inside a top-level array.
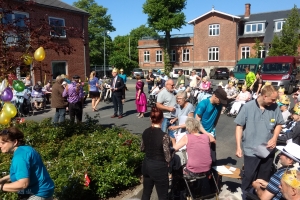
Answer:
[
  {"left": 170, "top": 68, "right": 183, "bottom": 79},
  {"left": 152, "top": 69, "right": 162, "bottom": 78},
  {"left": 209, "top": 67, "right": 229, "bottom": 79},
  {"left": 193, "top": 68, "right": 207, "bottom": 78},
  {"left": 131, "top": 68, "right": 144, "bottom": 79}
]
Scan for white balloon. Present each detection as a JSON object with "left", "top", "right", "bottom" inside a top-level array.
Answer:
[{"left": 0, "top": 79, "right": 7, "bottom": 93}]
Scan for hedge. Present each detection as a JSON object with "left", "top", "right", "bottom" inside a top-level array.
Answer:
[{"left": 0, "top": 115, "right": 144, "bottom": 200}]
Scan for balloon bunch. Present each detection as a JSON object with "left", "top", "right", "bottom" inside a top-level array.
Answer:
[
  {"left": 22, "top": 46, "right": 46, "bottom": 65},
  {"left": 0, "top": 80, "right": 26, "bottom": 125}
]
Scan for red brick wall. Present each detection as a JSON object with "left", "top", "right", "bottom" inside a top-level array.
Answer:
[{"left": 12, "top": 3, "right": 89, "bottom": 84}]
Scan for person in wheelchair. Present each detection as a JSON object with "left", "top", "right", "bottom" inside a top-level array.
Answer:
[
  {"left": 222, "top": 82, "right": 238, "bottom": 114},
  {"left": 227, "top": 85, "right": 252, "bottom": 117},
  {"left": 251, "top": 143, "right": 300, "bottom": 200},
  {"left": 31, "top": 84, "right": 45, "bottom": 110},
  {"left": 197, "top": 76, "right": 212, "bottom": 103},
  {"left": 150, "top": 77, "right": 165, "bottom": 95}
]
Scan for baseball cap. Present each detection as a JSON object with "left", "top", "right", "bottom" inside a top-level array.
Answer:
[
  {"left": 214, "top": 88, "right": 228, "bottom": 105},
  {"left": 276, "top": 143, "right": 300, "bottom": 163}
]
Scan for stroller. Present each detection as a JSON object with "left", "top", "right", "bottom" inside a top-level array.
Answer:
[{"left": 12, "top": 88, "right": 32, "bottom": 117}]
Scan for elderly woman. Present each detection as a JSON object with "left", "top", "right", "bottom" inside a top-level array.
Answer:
[
  {"left": 228, "top": 85, "right": 252, "bottom": 117},
  {"left": 88, "top": 71, "right": 100, "bottom": 111},
  {"left": 168, "top": 91, "right": 195, "bottom": 146},
  {"left": 141, "top": 107, "right": 172, "bottom": 200},
  {"left": 0, "top": 127, "right": 54, "bottom": 199},
  {"left": 222, "top": 82, "right": 238, "bottom": 114},
  {"left": 197, "top": 76, "right": 212, "bottom": 102},
  {"left": 173, "top": 118, "right": 212, "bottom": 175}
]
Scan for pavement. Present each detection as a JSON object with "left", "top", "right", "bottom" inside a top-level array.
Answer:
[{"left": 24, "top": 78, "right": 294, "bottom": 200}]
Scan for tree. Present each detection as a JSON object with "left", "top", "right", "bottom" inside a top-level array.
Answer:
[
  {"left": 73, "top": 0, "right": 115, "bottom": 65},
  {"left": 109, "top": 25, "right": 158, "bottom": 74},
  {"left": 251, "top": 38, "right": 263, "bottom": 58},
  {"left": 269, "top": 5, "right": 300, "bottom": 56},
  {"left": 143, "top": 0, "right": 186, "bottom": 76}
]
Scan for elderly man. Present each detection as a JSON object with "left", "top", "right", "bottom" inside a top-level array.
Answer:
[
  {"left": 235, "top": 85, "right": 285, "bottom": 200},
  {"left": 62, "top": 75, "right": 84, "bottom": 123},
  {"left": 111, "top": 68, "right": 125, "bottom": 119},
  {"left": 51, "top": 76, "right": 67, "bottom": 123},
  {"left": 279, "top": 169, "right": 300, "bottom": 200},
  {"left": 156, "top": 79, "right": 176, "bottom": 137},
  {"left": 252, "top": 143, "right": 300, "bottom": 200}
]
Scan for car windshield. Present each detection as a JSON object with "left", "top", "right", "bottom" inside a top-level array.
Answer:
[
  {"left": 261, "top": 63, "right": 291, "bottom": 74},
  {"left": 174, "top": 69, "right": 181, "bottom": 74},
  {"left": 233, "top": 64, "right": 256, "bottom": 73},
  {"left": 134, "top": 69, "right": 142, "bottom": 72}
]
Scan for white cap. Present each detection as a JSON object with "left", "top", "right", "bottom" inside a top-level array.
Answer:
[{"left": 62, "top": 81, "right": 67, "bottom": 85}]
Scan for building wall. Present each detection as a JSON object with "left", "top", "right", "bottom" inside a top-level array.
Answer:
[
  {"left": 193, "top": 13, "right": 238, "bottom": 71},
  {"left": 11, "top": 2, "right": 89, "bottom": 84}
]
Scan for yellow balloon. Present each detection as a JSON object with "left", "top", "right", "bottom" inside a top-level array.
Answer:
[
  {"left": 34, "top": 47, "right": 46, "bottom": 62},
  {"left": 23, "top": 54, "right": 33, "bottom": 65},
  {"left": 0, "top": 112, "right": 11, "bottom": 125},
  {"left": 3, "top": 102, "right": 17, "bottom": 118}
]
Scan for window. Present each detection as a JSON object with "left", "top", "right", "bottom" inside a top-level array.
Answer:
[
  {"left": 1, "top": 11, "right": 29, "bottom": 46},
  {"left": 258, "top": 46, "right": 266, "bottom": 58},
  {"left": 245, "top": 23, "right": 264, "bottom": 34},
  {"left": 182, "top": 49, "right": 190, "bottom": 62},
  {"left": 241, "top": 46, "right": 250, "bottom": 59},
  {"left": 144, "top": 51, "right": 150, "bottom": 62},
  {"left": 52, "top": 62, "right": 67, "bottom": 79},
  {"left": 275, "top": 21, "right": 285, "bottom": 32},
  {"left": 156, "top": 50, "right": 162, "bottom": 62},
  {"left": 209, "top": 24, "right": 220, "bottom": 36},
  {"left": 208, "top": 47, "right": 219, "bottom": 61},
  {"left": 49, "top": 17, "right": 66, "bottom": 37},
  {"left": 170, "top": 50, "right": 176, "bottom": 62}
]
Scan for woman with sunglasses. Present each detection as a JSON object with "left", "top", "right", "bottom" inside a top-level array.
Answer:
[{"left": 0, "top": 127, "right": 54, "bottom": 200}]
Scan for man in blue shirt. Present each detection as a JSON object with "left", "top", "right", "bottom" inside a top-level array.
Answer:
[{"left": 119, "top": 68, "right": 127, "bottom": 104}]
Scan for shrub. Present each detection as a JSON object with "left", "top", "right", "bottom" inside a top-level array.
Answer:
[{"left": 0, "top": 115, "right": 144, "bottom": 199}]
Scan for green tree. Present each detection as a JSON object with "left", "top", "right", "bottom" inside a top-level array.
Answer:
[
  {"left": 143, "top": 0, "right": 187, "bottom": 76},
  {"left": 269, "top": 5, "right": 300, "bottom": 56},
  {"left": 251, "top": 38, "right": 263, "bottom": 58},
  {"left": 73, "top": 0, "right": 115, "bottom": 65},
  {"left": 109, "top": 25, "right": 158, "bottom": 74}
]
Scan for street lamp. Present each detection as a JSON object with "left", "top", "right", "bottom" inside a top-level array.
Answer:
[{"left": 103, "top": 31, "right": 110, "bottom": 77}]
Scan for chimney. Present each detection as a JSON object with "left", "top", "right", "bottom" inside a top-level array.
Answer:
[{"left": 244, "top": 3, "right": 251, "bottom": 18}]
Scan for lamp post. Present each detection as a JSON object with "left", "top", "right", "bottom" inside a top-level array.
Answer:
[{"left": 103, "top": 31, "right": 110, "bottom": 77}]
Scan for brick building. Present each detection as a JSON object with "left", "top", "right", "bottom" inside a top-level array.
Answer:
[
  {"left": 138, "top": 4, "right": 300, "bottom": 76},
  {"left": 2, "top": 0, "right": 89, "bottom": 84}
]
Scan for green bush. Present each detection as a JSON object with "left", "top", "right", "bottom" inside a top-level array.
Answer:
[{"left": 0, "top": 115, "right": 144, "bottom": 200}]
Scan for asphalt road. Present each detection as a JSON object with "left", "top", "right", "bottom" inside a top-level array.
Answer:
[{"left": 24, "top": 78, "right": 295, "bottom": 199}]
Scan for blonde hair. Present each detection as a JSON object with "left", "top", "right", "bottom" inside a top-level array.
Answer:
[
  {"left": 89, "top": 71, "right": 96, "bottom": 80},
  {"left": 261, "top": 85, "right": 277, "bottom": 96},
  {"left": 185, "top": 118, "right": 201, "bottom": 133}
]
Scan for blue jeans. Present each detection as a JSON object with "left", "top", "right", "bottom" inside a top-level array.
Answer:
[
  {"left": 161, "top": 118, "right": 175, "bottom": 138},
  {"left": 52, "top": 108, "right": 66, "bottom": 123}
]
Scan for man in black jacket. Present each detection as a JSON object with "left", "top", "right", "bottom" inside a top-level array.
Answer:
[{"left": 111, "top": 68, "right": 125, "bottom": 119}]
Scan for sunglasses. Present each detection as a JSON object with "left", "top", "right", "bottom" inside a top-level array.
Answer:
[{"left": 0, "top": 129, "right": 9, "bottom": 136}]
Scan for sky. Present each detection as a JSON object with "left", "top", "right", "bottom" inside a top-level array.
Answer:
[{"left": 62, "top": 0, "right": 300, "bottom": 39}]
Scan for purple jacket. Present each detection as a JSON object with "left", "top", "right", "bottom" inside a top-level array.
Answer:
[{"left": 62, "top": 81, "right": 84, "bottom": 103}]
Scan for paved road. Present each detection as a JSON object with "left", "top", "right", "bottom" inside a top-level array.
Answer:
[{"left": 25, "top": 78, "right": 294, "bottom": 199}]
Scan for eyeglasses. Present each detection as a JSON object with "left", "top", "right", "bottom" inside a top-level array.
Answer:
[{"left": 0, "top": 129, "right": 9, "bottom": 135}]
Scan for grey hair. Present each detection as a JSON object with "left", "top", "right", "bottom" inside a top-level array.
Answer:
[
  {"left": 185, "top": 118, "right": 201, "bottom": 133},
  {"left": 56, "top": 75, "right": 63, "bottom": 83},
  {"left": 176, "top": 90, "right": 187, "bottom": 100}
]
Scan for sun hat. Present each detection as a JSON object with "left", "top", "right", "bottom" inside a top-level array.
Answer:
[
  {"left": 214, "top": 88, "right": 228, "bottom": 105},
  {"left": 62, "top": 81, "right": 67, "bottom": 85},
  {"left": 120, "top": 68, "right": 124, "bottom": 72},
  {"left": 277, "top": 95, "right": 290, "bottom": 107},
  {"left": 276, "top": 142, "right": 300, "bottom": 163}
]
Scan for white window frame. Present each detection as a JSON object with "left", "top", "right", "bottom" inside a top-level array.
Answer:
[
  {"left": 245, "top": 23, "right": 265, "bottom": 34},
  {"left": 52, "top": 61, "right": 68, "bottom": 80},
  {"left": 144, "top": 51, "right": 150, "bottom": 62},
  {"left": 274, "top": 21, "right": 285, "bottom": 32},
  {"left": 170, "top": 50, "right": 176, "bottom": 62},
  {"left": 2, "top": 11, "right": 29, "bottom": 46},
  {"left": 182, "top": 49, "right": 190, "bottom": 62},
  {"left": 258, "top": 46, "right": 266, "bottom": 58},
  {"left": 241, "top": 46, "right": 250, "bottom": 59},
  {"left": 49, "top": 17, "right": 66, "bottom": 38},
  {"left": 209, "top": 24, "right": 220, "bottom": 36},
  {"left": 156, "top": 50, "right": 162, "bottom": 62},
  {"left": 208, "top": 47, "right": 219, "bottom": 61}
]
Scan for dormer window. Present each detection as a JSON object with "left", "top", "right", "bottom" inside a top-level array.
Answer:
[
  {"left": 274, "top": 19, "right": 285, "bottom": 32},
  {"left": 244, "top": 21, "right": 265, "bottom": 34}
]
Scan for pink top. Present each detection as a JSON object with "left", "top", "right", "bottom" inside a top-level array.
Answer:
[
  {"left": 200, "top": 81, "right": 211, "bottom": 90},
  {"left": 186, "top": 134, "right": 212, "bottom": 173}
]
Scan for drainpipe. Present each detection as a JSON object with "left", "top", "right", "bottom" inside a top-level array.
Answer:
[
  {"left": 82, "top": 14, "right": 86, "bottom": 80},
  {"left": 193, "top": 21, "right": 195, "bottom": 69}
]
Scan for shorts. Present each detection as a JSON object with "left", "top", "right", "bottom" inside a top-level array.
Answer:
[{"left": 89, "top": 91, "right": 100, "bottom": 98}]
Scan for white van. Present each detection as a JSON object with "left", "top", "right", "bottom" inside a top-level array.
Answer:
[{"left": 169, "top": 68, "right": 183, "bottom": 78}]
